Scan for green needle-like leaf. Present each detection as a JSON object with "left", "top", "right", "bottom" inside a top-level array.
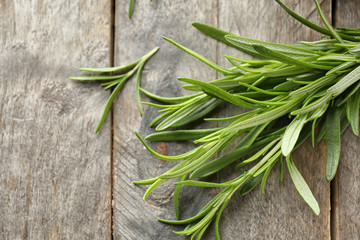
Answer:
[
  {"left": 214, "top": 200, "right": 229, "bottom": 240},
  {"left": 160, "top": 140, "right": 225, "bottom": 179},
  {"left": 286, "top": 155, "right": 320, "bottom": 215},
  {"left": 336, "top": 81, "right": 360, "bottom": 106},
  {"left": 290, "top": 74, "right": 337, "bottom": 99},
  {"left": 155, "top": 95, "right": 211, "bottom": 131},
  {"left": 135, "top": 62, "right": 145, "bottom": 116},
  {"left": 171, "top": 98, "right": 222, "bottom": 127},
  {"left": 281, "top": 114, "right": 307, "bottom": 156},
  {"left": 307, "top": 102, "right": 329, "bottom": 121},
  {"left": 174, "top": 174, "right": 187, "bottom": 220},
  {"left": 349, "top": 45, "right": 360, "bottom": 55},
  {"left": 240, "top": 173, "right": 264, "bottom": 196},
  {"left": 140, "top": 88, "right": 202, "bottom": 103},
  {"left": 279, "top": 156, "right": 284, "bottom": 182},
  {"left": 135, "top": 131, "right": 200, "bottom": 161},
  {"left": 239, "top": 123, "right": 270, "bottom": 149},
  {"left": 225, "top": 35, "right": 318, "bottom": 59},
  {"left": 143, "top": 178, "right": 165, "bottom": 201},
  {"left": 325, "top": 105, "right": 342, "bottom": 181},
  {"left": 275, "top": 0, "right": 357, "bottom": 41},
  {"left": 347, "top": 91, "right": 360, "bottom": 135},
  {"left": 291, "top": 93, "right": 331, "bottom": 115},
  {"left": 326, "top": 62, "right": 356, "bottom": 76},
  {"left": 158, "top": 192, "right": 225, "bottom": 225},
  {"left": 192, "top": 22, "right": 234, "bottom": 49},
  {"left": 227, "top": 98, "right": 302, "bottom": 133},
  {"left": 314, "top": 0, "right": 344, "bottom": 43},
  {"left": 261, "top": 160, "right": 277, "bottom": 194},
  {"left": 252, "top": 45, "right": 331, "bottom": 70},
  {"left": 179, "top": 77, "right": 255, "bottom": 108},
  {"left": 163, "top": 37, "right": 237, "bottom": 75},
  {"left": 145, "top": 127, "right": 223, "bottom": 142},
  {"left": 95, "top": 79, "right": 126, "bottom": 133},
  {"left": 190, "top": 135, "right": 280, "bottom": 179},
  {"left": 328, "top": 65, "right": 360, "bottom": 97},
  {"left": 175, "top": 180, "right": 235, "bottom": 188},
  {"left": 70, "top": 74, "right": 125, "bottom": 81},
  {"left": 263, "top": 66, "right": 309, "bottom": 77},
  {"left": 318, "top": 55, "right": 357, "bottom": 62},
  {"left": 78, "top": 60, "right": 140, "bottom": 73},
  {"left": 128, "top": 0, "right": 135, "bottom": 18}
]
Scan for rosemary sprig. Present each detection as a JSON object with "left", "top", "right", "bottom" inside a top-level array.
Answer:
[
  {"left": 71, "top": 0, "right": 359, "bottom": 238},
  {"left": 70, "top": 47, "right": 159, "bottom": 133},
  {"left": 134, "top": 1, "right": 360, "bottom": 239}
]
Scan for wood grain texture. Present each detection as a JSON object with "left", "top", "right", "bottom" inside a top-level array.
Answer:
[
  {"left": 334, "top": 1, "right": 360, "bottom": 239},
  {"left": 0, "top": 1, "right": 112, "bottom": 239},
  {"left": 213, "top": 1, "right": 331, "bottom": 239},
  {"left": 112, "top": 1, "right": 218, "bottom": 239}
]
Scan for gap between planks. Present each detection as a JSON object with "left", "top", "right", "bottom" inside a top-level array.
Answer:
[
  {"left": 330, "top": 1, "right": 339, "bottom": 239},
  {"left": 110, "top": 0, "right": 116, "bottom": 239},
  {"left": 331, "top": 174, "right": 340, "bottom": 240}
]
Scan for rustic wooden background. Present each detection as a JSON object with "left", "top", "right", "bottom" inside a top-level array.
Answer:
[{"left": 1, "top": 0, "right": 359, "bottom": 239}]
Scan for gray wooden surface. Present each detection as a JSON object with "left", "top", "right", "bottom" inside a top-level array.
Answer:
[
  {"left": 0, "top": 0, "right": 359, "bottom": 239},
  {"left": 0, "top": 0, "right": 112, "bottom": 239}
]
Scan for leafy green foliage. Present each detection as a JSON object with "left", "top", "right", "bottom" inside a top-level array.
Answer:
[
  {"left": 73, "top": 0, "right": 360, "bottom": 239},
  {"left": 133, "top": 1, "right": 360, "bottom": 239}
]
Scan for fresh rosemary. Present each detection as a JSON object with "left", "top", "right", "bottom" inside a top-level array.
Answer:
[
  {"left": 71, "top": 0, "right": 360, "bottom": 239},
  {"left": 133, "top": 0, "right": 360, "bottom": 239}
]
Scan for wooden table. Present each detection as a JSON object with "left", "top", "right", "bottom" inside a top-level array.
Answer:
[{"left": 1, "top": 0, "right": 359, "bottom": 239}]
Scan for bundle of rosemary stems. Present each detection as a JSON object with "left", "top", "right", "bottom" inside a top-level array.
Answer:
[{"left": 71, "top": 0, "right": 360, "bottom": 239}]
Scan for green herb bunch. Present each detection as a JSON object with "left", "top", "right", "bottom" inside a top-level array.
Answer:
[{"left": 134, "top": 0, "right": 360, "bottom": 239}]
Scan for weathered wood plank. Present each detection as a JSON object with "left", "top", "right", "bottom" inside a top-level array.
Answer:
[
  {"left": 334, "top": 1, "right": 360, "bottom": 239},
  {"left": 0, "top": 1, "right": 112, "bottom": 239},
  {"left": 112, "top": 1, "right": 218, "bottom": 239},
  {"left": 211, "top": 1, "right": 331, "bottom": 239}
]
